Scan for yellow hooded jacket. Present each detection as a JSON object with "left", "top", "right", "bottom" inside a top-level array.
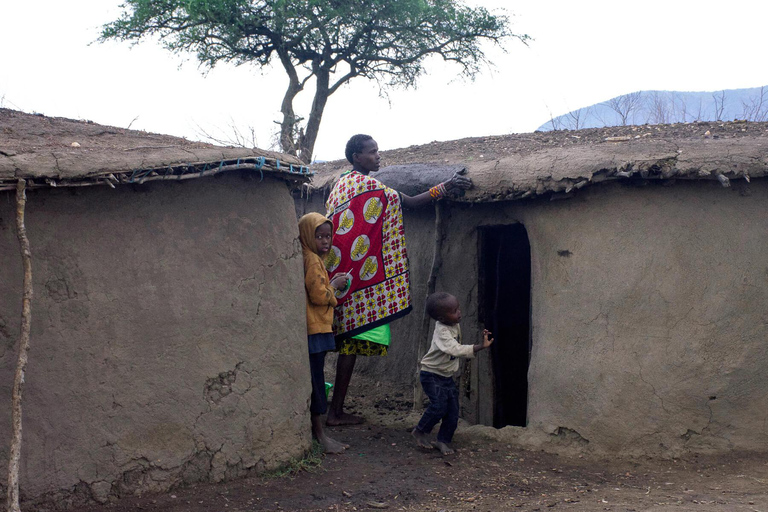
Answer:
[{"left": 298, "top": 212, "right": 338, "bottom": 335}]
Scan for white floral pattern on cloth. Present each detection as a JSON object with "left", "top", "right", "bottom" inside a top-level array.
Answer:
[{"left": 325, "top": 171, "right": 411, "bottom": 337}]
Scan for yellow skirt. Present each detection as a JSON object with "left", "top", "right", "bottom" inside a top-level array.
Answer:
[{"left": 337, "top": 338, "right": 388, "bottom": 356}]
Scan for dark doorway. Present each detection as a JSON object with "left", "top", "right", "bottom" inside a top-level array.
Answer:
[{"left": 478, "top": 224, "right": 531, "bottom": 428}]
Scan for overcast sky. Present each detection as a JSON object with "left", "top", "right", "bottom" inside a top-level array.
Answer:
[{"left": 2, "top": 1, "right": 767, "bottom": 161}]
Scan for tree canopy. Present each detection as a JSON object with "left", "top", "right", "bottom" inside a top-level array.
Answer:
[{"left": 101, "top": 0, "right": 528, "bottom": 162}]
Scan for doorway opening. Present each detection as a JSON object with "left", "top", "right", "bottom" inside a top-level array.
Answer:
[{"left": 478, "top": 224, "right": 531, "bottom": 428}]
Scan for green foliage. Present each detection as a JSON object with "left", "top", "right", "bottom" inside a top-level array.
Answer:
[
  {"left": 102, "top": 0, "right": 520, "bottom": 79},
  {"left": 101, "top": 0, "right": 528, "bottom": 159}
]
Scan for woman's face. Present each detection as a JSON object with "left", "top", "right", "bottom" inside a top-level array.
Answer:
[{"left": 353, "top": 139, "right": 380, "bottom": 174}]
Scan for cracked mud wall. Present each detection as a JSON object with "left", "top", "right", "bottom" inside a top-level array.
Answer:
[
  {"left": 300, "top": 179, "right": 768, "bottom": 455},
  {"left": 0, "top": 171, "right": 310, "bottom": 507}
]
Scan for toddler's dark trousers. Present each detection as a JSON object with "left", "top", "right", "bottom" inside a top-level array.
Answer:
[{"left": 415, "top": 370, "right": 459, "bottom": 444}]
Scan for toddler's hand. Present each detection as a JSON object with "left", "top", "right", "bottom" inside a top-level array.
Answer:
[{"left": 482, "top": 329, "right": 494, "bottom": 349}]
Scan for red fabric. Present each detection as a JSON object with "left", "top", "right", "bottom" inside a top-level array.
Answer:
[{"left": 325, "top": 171, "right": 412, "bottom": 338}]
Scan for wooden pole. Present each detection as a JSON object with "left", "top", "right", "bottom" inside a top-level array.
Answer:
[
  {"left": 412, "top": 201, "right": 443, "bottom": 411},
  {"left": 7, "top": 180, "right": 32, "bottom": 512}
]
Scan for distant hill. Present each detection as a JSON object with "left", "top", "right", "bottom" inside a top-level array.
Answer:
[{"left": 537, "top": 86, "right": 768, "bottom": 131}]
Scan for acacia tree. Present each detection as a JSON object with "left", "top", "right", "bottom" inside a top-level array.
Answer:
[{"left": 101, "top": 0, "right": 526, "bottom": 162}]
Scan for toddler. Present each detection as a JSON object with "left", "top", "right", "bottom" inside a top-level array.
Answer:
[{"left": 412, "top": 292, "right": 493, "bottom": 455}]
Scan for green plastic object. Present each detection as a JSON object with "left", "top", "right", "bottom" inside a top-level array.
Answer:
[{"left": 324, "top": 382, "right": 333, "bottom": 398}]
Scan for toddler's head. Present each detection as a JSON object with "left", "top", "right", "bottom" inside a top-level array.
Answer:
[{"left": 426, "top": 292, "right": 461, "bottom": 326}]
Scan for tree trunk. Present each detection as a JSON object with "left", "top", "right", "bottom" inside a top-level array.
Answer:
[
  {"left": 7, "top": 180, "right": 32, "bottom": 512},
  {"left": 277, "top": 50, "right": 304, "bottom": 158},
  {"left": 298, "top": 68, "right": 331, "bottom": 164}
]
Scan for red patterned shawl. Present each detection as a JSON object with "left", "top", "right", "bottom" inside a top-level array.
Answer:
[{"left": 325, "top": 171, "right": 412, "bottom": 339}]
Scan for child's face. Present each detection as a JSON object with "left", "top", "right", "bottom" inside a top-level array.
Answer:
[
  {"left": 439, "top": 295, "right": 462, "bottom": 325},
  {"left": 314, "top": 223, "right": 333, "bottom": 255},
  {"left": 353, "top": 139, "right": 380, "bottom": 174}
]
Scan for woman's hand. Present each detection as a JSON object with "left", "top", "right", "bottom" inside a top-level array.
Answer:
[
  {"left": 402, "top": 171, "right": 472, "bottom": 208},
  {"left": 445, "top": 173, "right": 472, "bottom": 192}
]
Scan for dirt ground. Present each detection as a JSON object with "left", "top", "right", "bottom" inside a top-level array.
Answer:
[{"left": 70, "top": 379, "right": 768, "bottom": 512}]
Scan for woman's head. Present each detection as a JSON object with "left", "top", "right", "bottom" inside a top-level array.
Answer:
[{"left": 345, "top": 134, "right": 380, "bottom": 174}]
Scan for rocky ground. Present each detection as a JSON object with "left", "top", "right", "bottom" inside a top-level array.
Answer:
[{"left": 72, "top": 380, "right": 768, "bottom": 512}]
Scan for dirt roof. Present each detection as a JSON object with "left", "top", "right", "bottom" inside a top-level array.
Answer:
[
  {"left": 309, "top": 121, "right": 768, "bottom": 202},
  {"left": 0, "top": 108, "right": 310, "bottom": 191}
]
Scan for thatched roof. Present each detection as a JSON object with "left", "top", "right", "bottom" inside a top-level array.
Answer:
[
  {"left": 309, "top": 121, "right": 768, "bottom": 202},
  {"left": 0, "top": 108, "right": 310, "bottom": 191}
]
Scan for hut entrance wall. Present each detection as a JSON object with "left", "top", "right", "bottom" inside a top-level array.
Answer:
[{"left": 478, "top": 224, "right": 531, "bottom": 428}]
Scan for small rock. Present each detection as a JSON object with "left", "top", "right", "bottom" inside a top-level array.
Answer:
[
  {"left": 89, "top": 481, "right": 112, "bottom": 504},
  {"left": 70, "top": 142, "right": 81, "bottom": 147}
]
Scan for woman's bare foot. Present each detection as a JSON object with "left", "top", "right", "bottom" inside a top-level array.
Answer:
[
  {"left": 431, "top": 441, "right": 454, "bottom": 455},
  {"left": 411, "top": 428, "right": 432, "bottom": 449},
  {"left": 326, "top": 411, "right": 365, "bottom": 426}
]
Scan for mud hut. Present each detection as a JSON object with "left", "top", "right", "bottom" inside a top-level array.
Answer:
[
  {"left": 303, "top": 122, "right": 768, "bottom": 456},
  {"left": 0, "top": 108, "right": 313, "bottom": 507}
]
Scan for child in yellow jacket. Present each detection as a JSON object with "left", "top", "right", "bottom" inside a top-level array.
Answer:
[{"left": 298, "top": 213, "right": 351, "bottom": 453}]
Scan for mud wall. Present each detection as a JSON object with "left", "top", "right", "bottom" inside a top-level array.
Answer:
[
  {"left": 0, "top": 172, "right": 310, "bottom": 508},
  {"left": 301, "top": 178, "right": 768, "bottom": 455},
  {"left": 441, "top": 179, "right": 768, "bottom": 455}
]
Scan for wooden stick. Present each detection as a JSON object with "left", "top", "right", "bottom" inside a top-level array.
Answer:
[
  {"left": 6, "top": 180, "right": 33, "bottom": 512},
  {"left": 412, "top": 201, "right": 444, "bottom": 411}
]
